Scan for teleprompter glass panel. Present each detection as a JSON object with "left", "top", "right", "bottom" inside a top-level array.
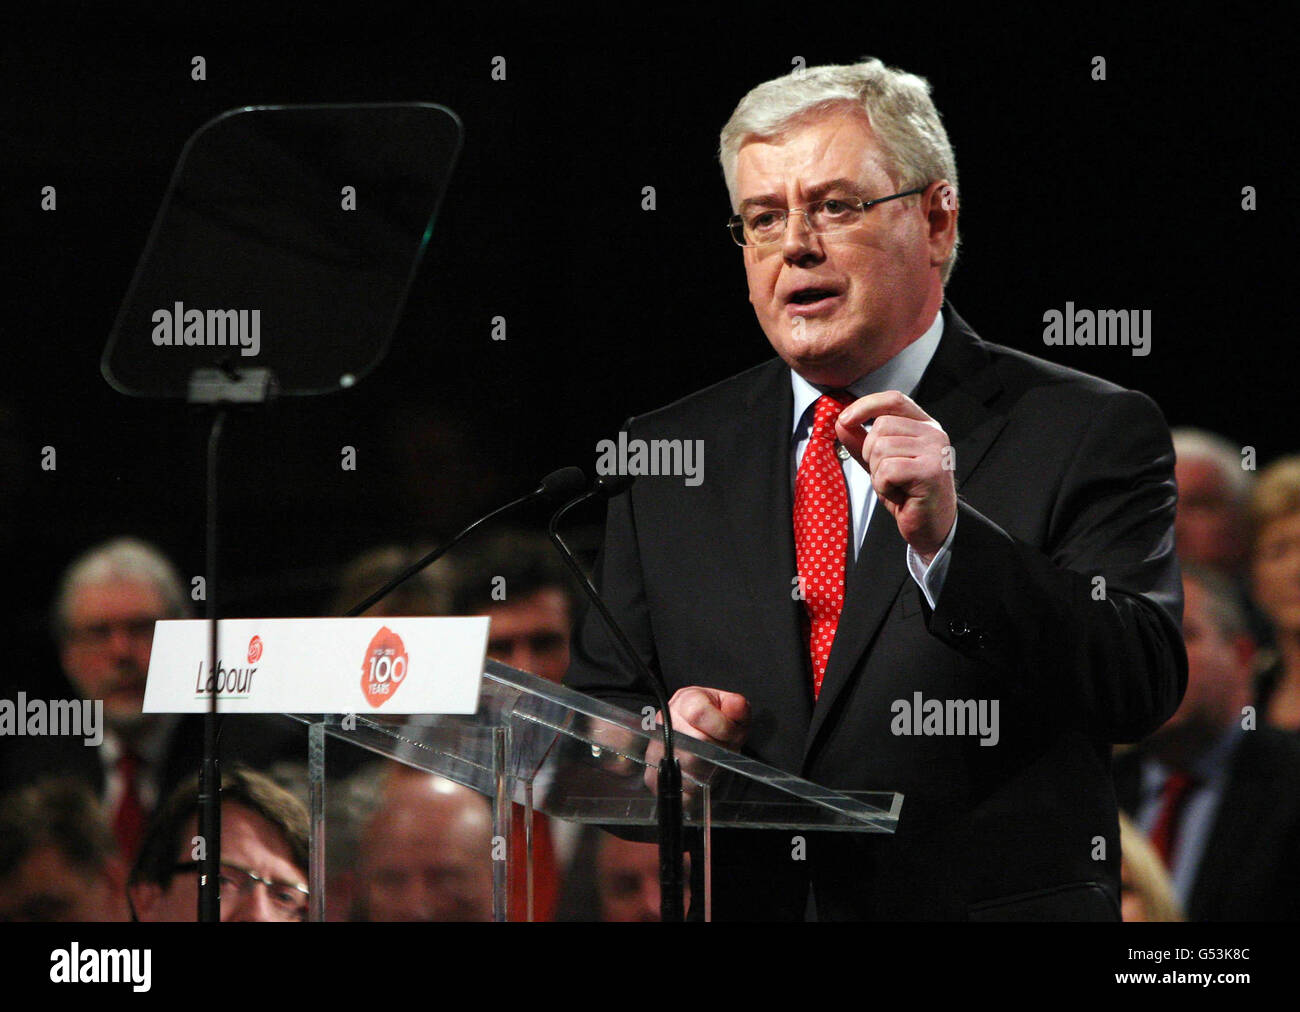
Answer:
[{"left": 102, "top": 103, "right": 461, "bottom": 398}]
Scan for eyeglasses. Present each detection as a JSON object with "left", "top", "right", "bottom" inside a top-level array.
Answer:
[
  {"left": 64, "top": 617, "right": 158, "bottom": 646},
  {"left": 726, "top": 187, "right": 928, "bottom": 247},
  {"left": 173, "top": 861, "right": 309, "bottom": 921}
]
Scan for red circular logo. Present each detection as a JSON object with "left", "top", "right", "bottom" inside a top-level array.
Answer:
[{"left": 247, "top": 635, "right": 263, "bottom": 663}]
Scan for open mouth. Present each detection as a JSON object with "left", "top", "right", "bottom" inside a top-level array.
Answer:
[{"left": 789, "top": 288, "right": 838, "bottom": 304}]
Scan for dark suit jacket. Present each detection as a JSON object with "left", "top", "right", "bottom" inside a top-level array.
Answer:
[
  {"left": 1114, "top": 728, "right": 1300, "bottom": 921},
  {"left": 564, "top": 303, "right": 1187, "bottom": 920}
]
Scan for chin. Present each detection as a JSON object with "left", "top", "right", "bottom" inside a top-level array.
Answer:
[
  {"left": 786, "top": 351, "right": 859, "bottom": 387},
  {"left": 774, "top": 331, "right": 865, "bottom": 385}
]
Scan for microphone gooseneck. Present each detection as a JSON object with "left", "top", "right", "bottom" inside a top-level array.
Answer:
[{"left": 343, "top": 466, "right": 586, "bottom": 617}]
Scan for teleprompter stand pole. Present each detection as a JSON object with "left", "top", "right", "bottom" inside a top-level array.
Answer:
[{"left": 188, "top": 364, "right": 277, "bottom": 922}]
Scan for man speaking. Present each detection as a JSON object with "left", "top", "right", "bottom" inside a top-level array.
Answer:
[{"left": 564, "top": 59, "right": 1186, "bottom": 920}]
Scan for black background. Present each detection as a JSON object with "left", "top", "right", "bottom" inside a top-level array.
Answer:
[{"left": 2, "top": 3, "right": 1293, "bottom": 693}]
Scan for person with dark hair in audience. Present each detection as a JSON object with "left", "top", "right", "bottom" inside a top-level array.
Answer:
[
  {"left": 1114, "top": 565, "right": 1300, "bottom": 920},
  {"left": 595, "top": 831, "right": 687, "bottom": 922},
  {"left": 453, "top": 529, "right": 586, "bottom": 919},
  {"left": 1249, "top": 456, "right": 1300, "bottom": 730},
  {"left": 127, "top": 766, "right": 309, "bottom": 922},
  {"left": 453, "top": 529, "right": 578, "bottom": 684},
  {"left": 0, "top": 777, "right": 130, "bottom": 922}
]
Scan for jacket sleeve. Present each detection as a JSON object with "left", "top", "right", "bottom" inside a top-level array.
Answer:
[{"left": 926, "top": 388, "right": 1187, "bottom": 743}]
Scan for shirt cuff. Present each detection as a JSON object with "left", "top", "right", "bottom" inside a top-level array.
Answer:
[{"left": 906, "top": 515, "right": 958, "bottom": 610}]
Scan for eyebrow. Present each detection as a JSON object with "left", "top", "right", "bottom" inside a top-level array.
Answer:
[{"left": 738, "top": 178, "right": 865, "bottom": 211}]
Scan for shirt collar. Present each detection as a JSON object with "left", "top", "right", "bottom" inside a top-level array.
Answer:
[{"left": 790, "top": 309, "right": 945, "bottom": 437}]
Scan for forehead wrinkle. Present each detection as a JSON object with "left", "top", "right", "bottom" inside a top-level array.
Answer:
[
  {"left": 735, "top": 113, "right": 887, "bottom": 210},
  {"left": 739, "top": 177, "right": 867, "bottom": 210}
]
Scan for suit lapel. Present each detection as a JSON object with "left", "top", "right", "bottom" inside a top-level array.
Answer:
[{"left": 804, "top": 305, "right": 1009, "bottom": 759}]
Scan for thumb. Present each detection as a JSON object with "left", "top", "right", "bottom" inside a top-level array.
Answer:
[
  {"left": 834, "top": 416, "right": 868, "bottom": 466},
  {"left": 716, "top": 690, "right": 751, "bottom": 725}
]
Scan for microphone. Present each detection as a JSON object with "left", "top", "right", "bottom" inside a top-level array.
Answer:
[
  {"left": 547, "top": 473, "right": 686, "bottom": 923},
  {"left": 344, "top": 466, "right": 586, "bottom": 617}
]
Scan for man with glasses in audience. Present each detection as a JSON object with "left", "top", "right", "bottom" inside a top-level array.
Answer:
[
  {"left": 0, "top": 537, "right": 304, "bottom": 864},
  {"left": 128, "top": 766, "right": 309, "bottom": 922}
]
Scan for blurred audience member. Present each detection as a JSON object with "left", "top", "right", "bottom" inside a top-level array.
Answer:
[
  {"left": 1114, "top": 565, "right": 1300, "bottom": 919},
  {"left": 328, "top": 544, "right": 460, "bottom": 617},
  {"left": 453, "top": 529, "right": 577, "bottom": 684},
  {"left": 596, "top": 831, "right": 676, "bottom": 922},
  {"left": 354, "top": 767, "right": 494, "bottom": 921},
  {"left": 1118, "top": 812, "right": 1183, "bottom": 922},
  {"left": 128, "top": 766, "right": 309, "bottom": 922},
  {"left": 1172, "top": 428, "right": 1271, "bottom": 648},
  {"left": 268, "top": 760, "right": 386, "bottom": 922},
  {"left": 1250, "top": 456, "right": 1300, "bottom": 730},
  {"left": 4, "top": 538, "right": 188, "bottom": 861},
  {"left": 453, "top": 529, "right": 582, "bottom": 919},
  {"left": 0, "top": 778, "right": 129, "bottom": 921},
  {"left": 1172, "top": 428, "right": 1253, "bottom": 577},
  {"left": 0, "top": 538, "right": 304, "bottom": 862}
]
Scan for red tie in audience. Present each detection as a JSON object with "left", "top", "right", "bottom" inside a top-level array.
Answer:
[
  {"left": 1149, "top": 769, "right": 1196, "bottom": 867},
  {"left": 113, "top": 749, "right": 145, "bottom": 861}
]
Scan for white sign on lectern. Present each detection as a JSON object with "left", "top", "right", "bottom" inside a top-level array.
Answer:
[{"left": 144, "top": 617, "right": 488, "bottom": 714}]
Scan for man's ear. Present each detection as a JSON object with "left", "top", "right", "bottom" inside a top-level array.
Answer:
[
  {"left": 925, "top": 180, "right": 958, "bottom": 268},
  {"left": 127, "top": 880, "right": 161, "bottom": 922}
]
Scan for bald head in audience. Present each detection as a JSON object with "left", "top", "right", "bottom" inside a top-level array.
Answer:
[{"left": 355, "top": 769, "right": 495, "bottom": 921}]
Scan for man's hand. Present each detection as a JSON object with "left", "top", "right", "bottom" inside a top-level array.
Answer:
[
  {"left": 835, "top": 389, "right": 956, "bottom": 564},
  {"left": 643, "top": 687, "right": 750, "bottom": 794}
]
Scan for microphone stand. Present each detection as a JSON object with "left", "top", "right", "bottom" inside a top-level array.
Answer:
[{"left": 548, "top": 479, "right": 685, "bottom": 923}]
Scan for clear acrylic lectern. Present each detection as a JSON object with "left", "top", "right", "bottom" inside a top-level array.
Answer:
[{"left": 289, "top": 660, "right": 902, "bottom": 921}]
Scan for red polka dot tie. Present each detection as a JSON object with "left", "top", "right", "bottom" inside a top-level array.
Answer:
[{"left": 795, "top": 392, "right": 852, "bottom": 698}]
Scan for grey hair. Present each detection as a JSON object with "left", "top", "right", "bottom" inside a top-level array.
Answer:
[
  {"left": 1172, "top": 428, "right": 1254, "bottom": 504},
  {"left": 719, "top": 58, "right": 960, "bottom": 282},
  {"left": 51, "top": 537, "right": 189, "bottom": 641}
]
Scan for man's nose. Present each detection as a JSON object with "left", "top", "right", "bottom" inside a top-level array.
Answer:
[
  {"left": 515, "top": 646, "right": 541, "bottom": 675},
  {"left": 781, "top": 208, "right": 823, "bottom": 263},
  {"left": 105, "top": 625, "right": 136, "bottom": 657},
  {"left": 638, "top": 876, "right": 661, "bottom": 921},
  {"left": 223, "top": 885, "right": 276, "bottom": 923}
]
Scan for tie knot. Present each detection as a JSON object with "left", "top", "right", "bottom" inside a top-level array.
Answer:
[{"left": 811, "top": 392, "right": 852, "bottom": 441}]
